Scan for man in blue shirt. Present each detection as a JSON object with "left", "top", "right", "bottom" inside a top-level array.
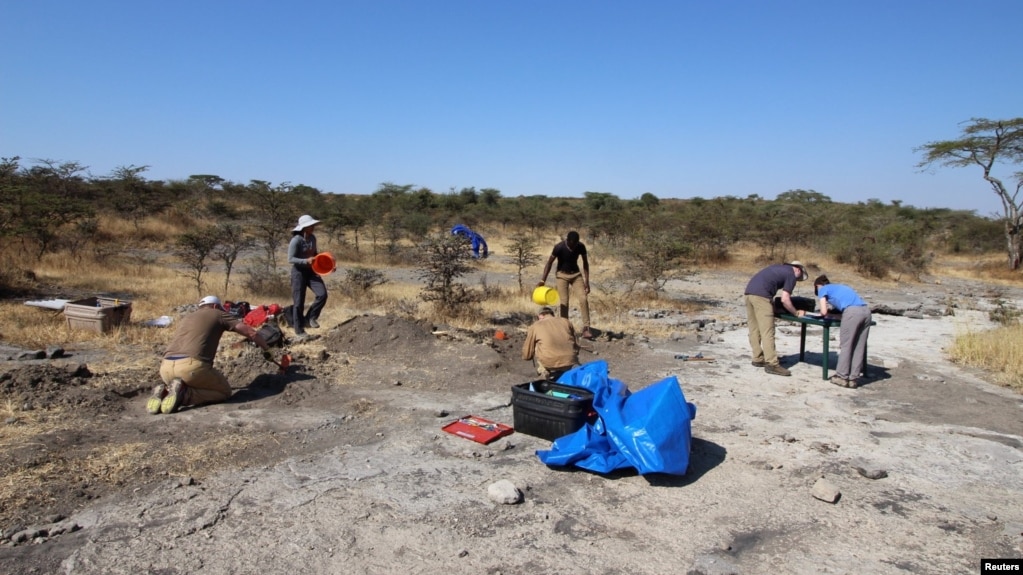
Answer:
[
  {"left": 814, "top": 275, "right": 872, "bottom": 388},
  {"left": 743, "top": 261, "right": 808, "bottom": 376}
]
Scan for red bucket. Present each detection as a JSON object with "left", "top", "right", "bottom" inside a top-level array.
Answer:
[{"left": 311, "top": 252, "right": 336, "bottom": 275}]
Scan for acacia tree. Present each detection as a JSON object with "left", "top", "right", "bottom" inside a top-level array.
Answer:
[
  {"left": 916, "top": 118, "right": 1023, "bottom": 270},
  {"left": 108, "top": 165, "right": 162, "bottom": 230},
  {"left": 246, "top": 180, "right": 294, "bottom": 271},
  {"left": 506, "top": 232, "right": 541, "bottom": 294},
  {"left": 175, "top": 227, "right": 219, "bottom": 297},
  {"left": 18, "top": 159, "right": 94, "bottom": 258},
  {"left": 213, "top": 223, "right": 254, "bottom": 296},
  {"left": 417, "top": 235, "right": 480, "bottom": 318}
]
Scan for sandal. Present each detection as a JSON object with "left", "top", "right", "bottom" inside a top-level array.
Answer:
[{"left": 829, "top": 375, "right": 854, "bottom": 388}]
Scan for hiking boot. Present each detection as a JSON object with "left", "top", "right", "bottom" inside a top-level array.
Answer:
[
  {"left": 160, "top": 378, "right": 187, "bottom": 414},
  {"left": 292, "top": 332, "right": 311, "bottom": 343},
  {"left": 306, "top": 318, "right": 320, "bottom": 329},
  {"left": 765, "top": 364, "right": 791, "bottom": 377},
  {"left": 751, "top": 360, "right": 767, "bottom": 368},
  {"left": 146, "top": 383, "right": 167, "bottom": 415}
]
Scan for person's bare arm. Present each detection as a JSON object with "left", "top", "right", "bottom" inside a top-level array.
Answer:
[
  {"left": 233, "top": 322, "right": 270, "bottom": 352},
  {"left": 539, "top": 255, "right": 555, "bottom": 285},
  {"left": 779, "top": 290, "right": 804, "bottom": 317}
]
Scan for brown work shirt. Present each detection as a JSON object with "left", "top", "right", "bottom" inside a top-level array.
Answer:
[
  {"left": 164, "top": 307, "right": 240, "bottom": 364},
  {"left": 522, "top": 316, "right": 579, "bottom": 370}
]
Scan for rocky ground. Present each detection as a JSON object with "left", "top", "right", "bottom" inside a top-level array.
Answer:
[{"left": 1, "top": 268, "right": 1022, "bottom": 575}]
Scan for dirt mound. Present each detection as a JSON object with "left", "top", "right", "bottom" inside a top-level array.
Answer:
[
  {"left": 324, "top": 314, "right": 444, "bottom": 357},
  {"left": 0, "top": 364, "right": 119, "bottom": 413}
]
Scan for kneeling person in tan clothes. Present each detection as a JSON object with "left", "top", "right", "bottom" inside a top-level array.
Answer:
[
  {"left": 148, "top": 295, "right": 273, "bottom": 414},
  {"left": 522, "top": 307, "right": 580, "bottom": 381}
]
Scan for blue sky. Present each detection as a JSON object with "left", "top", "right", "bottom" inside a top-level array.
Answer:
[{"left": 2, "top": 0, "right": 1020, "bottom": 216}]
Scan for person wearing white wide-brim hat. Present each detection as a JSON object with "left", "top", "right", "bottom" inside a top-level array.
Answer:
[{"left": 287, "top": 214, "right": 328, "bottom": 340}]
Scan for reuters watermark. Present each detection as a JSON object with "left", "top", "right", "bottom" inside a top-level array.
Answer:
[{"left": 981, "top": 559, "right": 1022, "bottom": 573}]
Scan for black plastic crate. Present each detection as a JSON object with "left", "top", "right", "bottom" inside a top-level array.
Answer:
[{"left": 511, "top": 380, "right": 596, "bottom": 441}]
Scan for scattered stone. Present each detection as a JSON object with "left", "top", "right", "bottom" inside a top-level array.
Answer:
[
  {"left": 17, "top": 350, "right": 46, "bottom": 360},
  {"left": 434, "top": 410, "right": 449, "bottom": 418},
  {"left": 811, "top": 478, "right": 841, "bottom": 503},
  {"left": 487, "top": 479, "right": 522, "bottom": 505},
  {"left": 809, "top": 441, "right": 839, "bottom": 453},
  {"left": 458, "top": 549, "right": 469, "bottom": 558},
  {"left": 68, "top": 363, "right": 92, "bottom": 377},
  {"left": 46, "top": 346, "right": 65, "bottom": 359},
  {"left": 11, "top": 528, "right": 44, "bottom": 543},
  {"left": 317, "top": 349, "right": 330, "bottom": 361},
  {"left": 854, "top": 465, "right": 888, "bottom": 480}
]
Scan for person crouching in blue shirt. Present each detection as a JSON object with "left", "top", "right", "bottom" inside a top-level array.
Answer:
[{"left": 814, "top": 275, "right": 872, "bottom": 389}]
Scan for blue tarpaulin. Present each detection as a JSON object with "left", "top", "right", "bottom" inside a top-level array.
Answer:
[
  {"left": 450, "top": 224, "right": 488, "bottom": 258},
  {"left": 536, "top": 360, "right": 697, "bottom": 476}
]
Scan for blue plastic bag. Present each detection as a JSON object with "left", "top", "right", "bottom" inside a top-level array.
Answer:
[{"left": 536, "top": 360, "right": 697, "bottom": 476}]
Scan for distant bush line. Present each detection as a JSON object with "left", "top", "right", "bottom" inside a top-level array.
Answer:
[{"left": 0, "top": 157, "right": 1006, "bottom": 291}]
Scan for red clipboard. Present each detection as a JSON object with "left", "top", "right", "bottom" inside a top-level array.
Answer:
[{"left": 442, "top": 415, "right": 514, "bottom": 444}]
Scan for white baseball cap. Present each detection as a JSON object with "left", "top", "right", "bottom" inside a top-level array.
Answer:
[{"left": 198, "top": 295, "right": 221, "bottom": 307}]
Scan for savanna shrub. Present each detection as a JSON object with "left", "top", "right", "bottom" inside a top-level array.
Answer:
[
  {"left": 989, "top": 298, "right": 1022, "bottom": 327},
  {"left": 241, "top": 266, "right": 291, "bottom": 299},
  {"left": 341, "top": 267, "right": 388, "bottom": 296}
]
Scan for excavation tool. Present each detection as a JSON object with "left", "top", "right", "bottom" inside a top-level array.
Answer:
[{"left": 266, "top": 353, "right": 292, "bottom": 374}]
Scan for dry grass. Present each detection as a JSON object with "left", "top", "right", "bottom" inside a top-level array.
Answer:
[
  {"left": 949, "top": 323, "right": 1023, "bottom": 392},
  {"left": 931, "top": 253, "right": 1023, "bottom": 286},
  {"left": 6, "top": 220, "right": 1023, "bottom": 389}
]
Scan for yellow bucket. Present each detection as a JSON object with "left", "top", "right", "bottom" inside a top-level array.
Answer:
[{"left": 532, "top": 286, "right": 559, "bottom": 306}]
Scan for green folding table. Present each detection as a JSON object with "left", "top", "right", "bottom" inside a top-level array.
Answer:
[{"left": 778, "top": 313, "right": 875, "bottom": 380}]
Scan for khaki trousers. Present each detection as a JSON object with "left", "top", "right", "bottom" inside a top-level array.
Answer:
[
  {"left": 533, "top": 357, "right": 578, "bottom": 381},
  {"left": 556, "top": 271, "right": 590, "bottom": 328},
  {"left": 159, "top": 357, "right": 232, "bottom": 407},
  {"left": 745, "top": 294, "right": 780, "bottom": 366}
]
